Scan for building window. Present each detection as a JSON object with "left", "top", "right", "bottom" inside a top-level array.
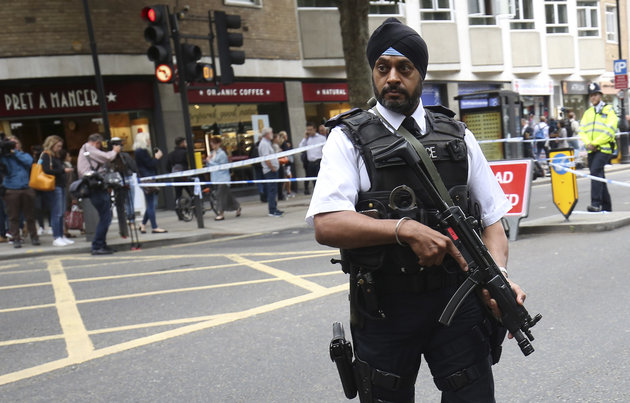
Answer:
[
  {"left": 420, "top": 0, "right": 453, "bottom": 21},
  {"left": 297, "top": 0, "right": 400, "bottom": 14},
  {"left": 545, "top": 1, "right": 569, "bottom": 34},
  {"left": 368, "top": 1, "right": 401, "bottom": 15},
  {"left": 468, "top": 0, "right": 504, "bottom": 26},
  {"left": 297, "top": 0, "right": 337, "bottom": 7},
  {"left": 509, "top": 0, "right": 534, "bottom": 29},
  {"left": 605, "top": 5, "right": 618, "bottom": 42},
  {"left": 577, "top": 1, "right": 600, "bottom": 37},
  {"left": 224, "top": 0, "right": 262, "bottom": 6}
]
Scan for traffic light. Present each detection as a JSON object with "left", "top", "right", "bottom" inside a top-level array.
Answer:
[
  {"left": 181, "top": 43, "right": 203, "bottom": 82},
  {"left": 142, "top": 5, "right": 174, "bottom": 83},
  {"left": 214, "top": 11, "right": 245, "bottom": 85}
]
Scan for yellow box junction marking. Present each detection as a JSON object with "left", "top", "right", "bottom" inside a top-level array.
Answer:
[{"left": 0, "top": 250, "right": 346, "bottom": 386}]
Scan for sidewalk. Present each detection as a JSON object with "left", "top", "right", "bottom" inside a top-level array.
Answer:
[
  {"left": 3, "top": 164, "right": 630, "bottom": 260},
  {"left": 0, "top": 193, "right": 313, "bottom": 260}
]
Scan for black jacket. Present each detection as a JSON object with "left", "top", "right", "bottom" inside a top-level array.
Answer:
[{"left": 166, "top": 146, "right": 189, "bottom": 172}]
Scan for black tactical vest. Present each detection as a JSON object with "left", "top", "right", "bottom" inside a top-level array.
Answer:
[{"left": 327, "top": 105, "right": 474, "bottom": 274}]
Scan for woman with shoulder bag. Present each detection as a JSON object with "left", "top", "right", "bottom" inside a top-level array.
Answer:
[
  {"left": 42, "top": 135, "right": 75, "bottom": 246},
  {"left": 133, "top": 132, "right": 167, "bottom": 234}
]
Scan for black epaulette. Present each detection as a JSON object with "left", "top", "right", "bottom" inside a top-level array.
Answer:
[
  {"left": 325, "top": 108, "right": 365, "bottom": 128},
  {"left": 425, "top": 104, "right": 456, "bottom": 118}
]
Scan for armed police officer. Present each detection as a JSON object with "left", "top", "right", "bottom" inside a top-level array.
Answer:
[{"left": 306, "top": 18, "right": 526, "bottom": 402}]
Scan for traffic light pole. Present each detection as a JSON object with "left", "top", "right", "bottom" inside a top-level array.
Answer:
[
  {"left": 169, "top": 11, "right": 205, "bottom": 228},
  {"left": 81, "top": 0, "right": 111, "bottom": 140}
]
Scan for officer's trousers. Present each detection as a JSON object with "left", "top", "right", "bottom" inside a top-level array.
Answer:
[
  {"left": 587, "top": 151, "right": 612, "bottom": 211},
  {"left": 351, "top": 286, "right": 494, "bottom": 402}
]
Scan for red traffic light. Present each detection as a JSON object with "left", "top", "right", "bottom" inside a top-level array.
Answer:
[{"left": 141, "top": 7, "right": 160, "bottom": 23}]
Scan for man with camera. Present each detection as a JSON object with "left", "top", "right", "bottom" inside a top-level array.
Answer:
[
  {"left": 77, "top": 133, "right": 120, "bottom": 255},
  {"left": 0, "top": 134, "right": 40, "bottom": 248}
]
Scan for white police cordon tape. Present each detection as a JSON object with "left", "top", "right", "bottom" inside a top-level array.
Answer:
[
  {"left": 139, "top": 143, "right": 323, "bottom": 182},
  {"left": 476, "top": 131, "right": 628, "bottom": 145},
  {"left": 547, "top": 160, "right": 630, "bottom": 188}
]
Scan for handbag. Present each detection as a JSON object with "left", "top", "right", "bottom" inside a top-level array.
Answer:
[
  {"left": 69, "top": 178, "right": 90, "bottom": 199},
  {"left": 64, "top": 204, "right": 84, "bottom": 230},
  {"left": 29, "top": 153, "right": 55, "bottom": 192}
]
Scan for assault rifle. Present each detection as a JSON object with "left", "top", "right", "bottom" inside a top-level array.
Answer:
[{"left": 373, "top": 137, "right": 542, "bottom": 356}]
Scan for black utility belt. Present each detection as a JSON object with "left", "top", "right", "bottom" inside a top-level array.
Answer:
[{"left": 377, "top": 269, "right": 461, "bottom": 295}]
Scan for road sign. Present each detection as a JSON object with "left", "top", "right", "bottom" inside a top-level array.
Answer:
[
  {"left": 615, "top": 75, "right": 628, "bottom": 90},
  {"left": 614, "top": 59, "right": 627, "bottom": 74},
  {"left": 549, "top": 148, "right": 578, "bottom": 219},
  {"left": 614, "top": 59, "right": 628, "bottom": 89},
  {"left": 489, "top": 159, "right": 533, "bottom": 241},
  {"left": 489, "top": 160, "right": 532, "bottom": 216}
]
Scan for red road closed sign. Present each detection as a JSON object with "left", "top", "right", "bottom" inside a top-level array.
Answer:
[{"left": 488, "top": 159, "right": 533, "bottom": 217}]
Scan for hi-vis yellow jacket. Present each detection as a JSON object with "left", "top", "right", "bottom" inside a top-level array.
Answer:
[{"left": 578, "top": 103, "right": 618, "bottom": 154}]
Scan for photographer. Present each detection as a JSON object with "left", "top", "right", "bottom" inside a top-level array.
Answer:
[
  {"left": 77, "top": 133, "right": 120, "bottom": 255},
  {"left": 0, "top": 135, "right": 40, "bottom": 248}
]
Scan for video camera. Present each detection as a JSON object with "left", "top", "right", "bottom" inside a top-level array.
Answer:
[
  {"left": 106, "top": 136, "right": 123, "bottom": 151},
  {"left": 0, "top": 132, "right": 16, "bottom": 156}
]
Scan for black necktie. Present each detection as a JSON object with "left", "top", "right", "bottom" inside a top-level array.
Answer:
[{"left": 401, "top": 116, "right": 422, "bottom": 138}]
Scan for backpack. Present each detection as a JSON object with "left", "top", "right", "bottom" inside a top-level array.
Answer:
[
  {"left": 534, "top": 124, "right": 545, "bottom": 140},
  {"left": 564, "top": 119, "right": 574, "bottom": 137}
]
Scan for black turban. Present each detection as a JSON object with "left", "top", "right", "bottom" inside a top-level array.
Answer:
[{"left": 366, "top": 17, "right": 429, "bottom": 79}]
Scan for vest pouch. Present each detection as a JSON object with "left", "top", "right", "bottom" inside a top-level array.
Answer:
[
  {"left": 449, "top": 185, "right": 470, "bottom": 213},
  {"left": 385, "top": 245, "right": 424, "bottom": 274},
  {"left": 341, "top": 245, "right": 388, "bottom": 273}
]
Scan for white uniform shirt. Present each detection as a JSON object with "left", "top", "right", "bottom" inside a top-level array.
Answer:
[
  {"left": 305, "top": 101, "right": 511, "bottom": 228},
  {"left": 299, "top": 133, "right": 327, "bottom": 161}
]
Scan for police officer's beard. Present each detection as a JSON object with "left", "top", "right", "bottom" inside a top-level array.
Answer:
[{"left": 374, "top": 81, "right": 422, "bottom": 115}]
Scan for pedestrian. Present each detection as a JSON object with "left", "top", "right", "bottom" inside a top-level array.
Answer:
[
  {"left": 279, "top": 131, "right": 295, "bottom": 198},
  {"left": 305, "top": 18, "right": 526, "bottom": 402},
  {"left": 299, "top": 122, "right": 326, "bottom": 195},
  {"left": 258, "top": 127, "right": 283, "bottom": 217},
  {"left": 166, "top": 136, "right": 191, "bottom": 205},
  {"left": 206, "top": 136, "right": 241, "bottom": 221},
  {"left": 556, "top": 119, "right": 569, "bottom": 149},
  {"left": 272, "top": 132, "right": 287, "bottom": 200},
  {"left": 579, "top": 82, "right": 618, "bottom": 212},
  {"left": 249, "top": 137, "right": 266, "bottom": 203},
  {"left": 521, "top": 117, "right": 534, "bottom": 158},
  {"left": 133, "top": 131, "right": 167, "bottom": 234},
  {"left": 0, "top": 135, "right": 39, "bottom": 248},
  {"left": 30, "top": 144, "right": 49, "bottom": 235},
  {"left": 568, "top": 111, "right": 581, "bottom": 151},
  {"left": 41, "top": 135, "right": 75, "bottom": 246},
  {"left": 533, "top": 116, "right": 549, "bottom": 162},
  {"left": 77, "top": 133, "right": 121, "bottom": 255}
]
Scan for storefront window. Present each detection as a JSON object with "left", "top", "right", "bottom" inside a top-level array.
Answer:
[
  {"left": 2, "top": 111, "right": 152, "bottom": 162},
  {"left": 304, "top": 102, "right": 351, "bottom": 126}
]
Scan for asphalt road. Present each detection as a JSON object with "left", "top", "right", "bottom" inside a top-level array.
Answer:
[{"left": 2, "top": 172, "right": 630, "bottom": 401}]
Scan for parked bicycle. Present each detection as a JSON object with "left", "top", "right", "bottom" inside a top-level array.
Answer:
[{"left": 175, "top": 186, "right": 218, "bottom": 222}]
